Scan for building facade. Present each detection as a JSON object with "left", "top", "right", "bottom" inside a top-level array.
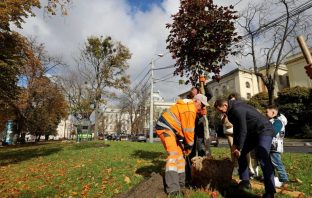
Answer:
[
  {"left": 56, "top": 50, "right": 312, "bottom": 139},
  {"left": 179, "top": 68, "right": 260, "bottom": 100},
  {"left": 56, "top": 91, "right": 174, "bottom": 138},
  {"left": 285, "top": 50, "right": 312, "bottom": 88},
  {"left": 208, "top": 68, "right": 260, "bottom": 100},
  {"left": 257, "top": 64, "right": 290, "bottom": 96}
]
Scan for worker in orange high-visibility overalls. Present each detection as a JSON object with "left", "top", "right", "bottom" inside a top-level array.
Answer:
[{"left": 155, "top": 94, "right": 209, "bottom": 196}]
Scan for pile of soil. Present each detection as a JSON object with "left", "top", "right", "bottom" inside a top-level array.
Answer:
[
  {"left": 191, "top": 156, "right": 234, "bottom": 190},
  {"left": 114, "top": 172, "right": 167, "bottom": 198},
  {"left": 115, "top": 157, "right": 234, "bottom": 197},
  {"left": 115, "top": 158, "right": 304, "bottom": 198}
]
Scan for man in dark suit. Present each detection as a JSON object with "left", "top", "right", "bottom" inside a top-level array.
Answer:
[{"left": 214, "top": 99, "right": 276, "bottom": 198}]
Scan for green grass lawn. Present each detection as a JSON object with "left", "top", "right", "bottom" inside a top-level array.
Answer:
[{"left": 0, "top": 141, "right": 311, "bottom": 197}]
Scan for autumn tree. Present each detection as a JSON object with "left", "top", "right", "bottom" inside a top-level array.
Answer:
[
  {"left": 5, "top": 37, "right": 67, "bottom": 142},
  {"left": 0, "top": 32, "right": 25, "bottom": 104},
  {"left": 0, "top": 0, "right": 70, "bottom": 129},
  {"left": 76, "top": 36, "right": 131, "bottom": 139},
  {"left": 118, "top": 84, "right": 150, "bottom": 135},
  {"left": 25, "top": 77, "right": 68, "bottom": 141},
  {"left": 57, "top": 71, "right": 94, "bottom": 120},
  {"left": 0, "top": 0, "right": 71, "bottom": 30},
  {"left": 0, "top": 33, "right": 44, "bottom": 138},
  {"left": 166, "top": 0, "right": 241, "bottom": 85},
  {"left": 238, "top": 0, "right": 312, "bottom": 105}
]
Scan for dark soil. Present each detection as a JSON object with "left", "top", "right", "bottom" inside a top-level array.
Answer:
[
  {"left": 115, "top": 156, "right": 262, "bottom": 198},
  {"left": 114, "top": 172, "right": 262, "bottom": 198},
  {"left": 114, "top": 172, "right": 167, "bottom": 198}
]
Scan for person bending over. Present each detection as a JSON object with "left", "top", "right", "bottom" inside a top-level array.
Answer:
[
  {"left": 214, "top": 99, "right": 276, "bottom": 198},
  {"left": 155, "top": 94, "right": 209, "bottom": 196}
]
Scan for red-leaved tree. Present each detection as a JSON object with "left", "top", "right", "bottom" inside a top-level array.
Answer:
[{"left": 166, "top": 0, "right": 241, "bottom": 84}]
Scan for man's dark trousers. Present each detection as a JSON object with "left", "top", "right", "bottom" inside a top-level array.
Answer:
[{"left": 238, "top": 135, "right": 276, "bottom": 193}]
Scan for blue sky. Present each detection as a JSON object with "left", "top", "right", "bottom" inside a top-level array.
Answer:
[{"left": 127, "top": 0, "right": 164, "bottom": 12}]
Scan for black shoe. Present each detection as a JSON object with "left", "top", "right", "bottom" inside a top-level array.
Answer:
[
  {"left": 262, "top": 192, "right": 274, "bottom": 198},
  {"left": 238, "top": 180, "right": 251, "bottom": 191}
]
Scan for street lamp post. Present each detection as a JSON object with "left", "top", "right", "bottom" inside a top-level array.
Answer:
[
  {"left": 149, "top": 59, "right": 155, "bottom": 143},
  {"left": 149, "top": 54, "right": 164, "bottom": 143}
]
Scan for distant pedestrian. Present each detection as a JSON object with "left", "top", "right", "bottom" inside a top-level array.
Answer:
[
  {"left": 214, "top": 99, "right": 276, "bottom": 198},
  {"left": 266, "top": 105, "right": 289, "bottom": 187}
]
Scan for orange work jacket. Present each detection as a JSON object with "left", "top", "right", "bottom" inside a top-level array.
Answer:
[{"left": 157, "top": 99, "right": 197, "bottom": 148}]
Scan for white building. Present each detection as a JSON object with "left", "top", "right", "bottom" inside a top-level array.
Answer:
[
  {"left": 208, "top": 68, "right": 260, "bottom": 100},
  {"left": 285, "top": 50, "right": 312, "bottom": 88},
  {"left": 178, "top": 68, "right": 260, "bottom": 100},
  {"left": 258, "top": 64, "right": 290, "bottom": 96},
  {"left": 98, "top": 108, "right": 131, "bottom": 135},
  {"left": 55, "top": 115, "right": 77, "bottom": 140}
]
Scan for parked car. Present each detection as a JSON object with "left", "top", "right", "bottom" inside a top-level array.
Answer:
[
  {"left": 106, "top": 133, "right": 121, "bottom": 141},
  {"left": 209, "top": 130, "right": 219, "bottom": 147},
  {"left": 136, "top": 134, "right": 147, "bottom": 142},
  {"left": 120, "top": 135, "right": 129, "bottom": 141}
]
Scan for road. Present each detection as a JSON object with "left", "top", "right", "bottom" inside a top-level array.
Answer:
[
  {"left": 284, "top": 146, "right": 312, "bottom": 153},
  {"left": 218, "top": 139, "right": 312, "bottom": 154}
]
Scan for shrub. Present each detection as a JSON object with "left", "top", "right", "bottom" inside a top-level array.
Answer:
[
  {"left": 247, "top": 92, "right": 269, "bottom": 112},
  {"left": 301, "top": 124, "right": 312, "bottom": 138},
  {"left": 276, "top": 86, "right": 312, "bottom": 137}
]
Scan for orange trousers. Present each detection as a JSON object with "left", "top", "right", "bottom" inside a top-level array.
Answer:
[{"left": 156, "top": 129, "right": 185, "bottom": 194}]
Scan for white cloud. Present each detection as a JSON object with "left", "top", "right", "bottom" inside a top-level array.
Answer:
[{"left": 14, "top": 0, "right": 259, "bottom": 102}]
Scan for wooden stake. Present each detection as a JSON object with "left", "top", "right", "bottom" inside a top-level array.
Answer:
[{"left": 297, "top": 36, "right": 312, "bottom": 64}]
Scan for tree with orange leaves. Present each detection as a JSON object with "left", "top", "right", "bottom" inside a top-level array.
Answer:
[{"left": 0, "top": 0, "right": 70, "bottom": 138}]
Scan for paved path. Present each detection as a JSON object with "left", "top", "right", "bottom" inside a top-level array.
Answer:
[{"left": 218, "top": 138, "right": 312, "bottom": 154}]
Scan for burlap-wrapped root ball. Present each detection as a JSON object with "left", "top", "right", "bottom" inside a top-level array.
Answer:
[{"left": 191, "top": 156, "right": 234, "bottom": 190}]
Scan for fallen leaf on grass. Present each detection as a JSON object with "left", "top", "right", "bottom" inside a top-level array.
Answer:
[
  {"left": 102, "top": 177, "right": 109, "bottom": 184},
  {"left": 295, "top": 178, "right": 303, "bottom": 183},
  {"left": 124, "top": 176, "right": 131, "bottom": 184},
  {"left": 101, "top": 185, "right": 106, "bottom": 190},
  {"left": 71, "top": 191, "right": 78, "bottom": 196},
  {"left": 73, "top": 164, "right": 85, "bottom": 168},
  {"left": 81, "top": 184, "right": 91, "bottom": 196},
  {"left": 114, "top": 189, "right": 119, "bottom": 194}
]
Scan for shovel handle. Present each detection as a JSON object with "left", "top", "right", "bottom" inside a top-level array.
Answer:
[{"left": 297, "top": 36, "right": 312, "bottom": 64}]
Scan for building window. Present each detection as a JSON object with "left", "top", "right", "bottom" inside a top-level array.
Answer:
[
  {"left": 246, "top": 82, "right": 250, "bottom": 88},
  {"left": 246, "top": 93, "right": 251, "bottom": 99},
  {"left": 279, "top": 75, "right": 284, "bottom": 85}
]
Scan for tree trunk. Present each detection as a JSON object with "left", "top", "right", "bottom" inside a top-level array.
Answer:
[
  {"left": 20, "top": 133, "right": 26, "bottom": 144},
  {"left": 36, "top": 135, "right": 41, "bottom": 142},
  {"left": 268, "top": 83, "right": 274, "bottom": 105},
  {"left": 94, "top": 103, "right": 99, "bottom": 140}
]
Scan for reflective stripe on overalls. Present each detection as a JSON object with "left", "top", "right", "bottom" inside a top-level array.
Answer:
[{"left": 156, "top": 128, "right": 185, "bottom": 193}]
